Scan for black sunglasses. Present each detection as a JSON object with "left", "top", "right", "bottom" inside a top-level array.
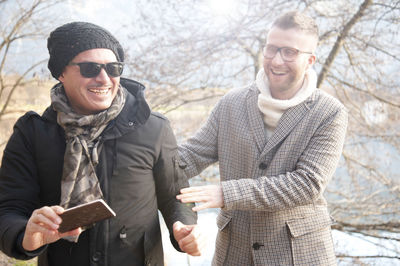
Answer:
[{"left": 69, "top": 62, "right": 124, "bottom": 78}]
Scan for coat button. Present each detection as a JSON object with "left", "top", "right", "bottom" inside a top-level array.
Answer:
[
  {"left": 252, "top": 242, "right": 264, "bottom": 250},
  {"left": 259, "top": 162, "right": 268, "bottom": 170},
  {"left": 178, "top": 163, "right": 187, "bottom": 169}
]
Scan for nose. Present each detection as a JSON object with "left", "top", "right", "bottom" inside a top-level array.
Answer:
[
  {"left": 270, "top": 50, "right": 285, "bottom": 65},
  {"left": 95, "top": 68, "right": 111, "bottom": 82}
]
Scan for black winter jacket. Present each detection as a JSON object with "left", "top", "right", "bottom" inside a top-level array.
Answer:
[{"left": 0, "top": 78, "right": 196, "bottom": 266}]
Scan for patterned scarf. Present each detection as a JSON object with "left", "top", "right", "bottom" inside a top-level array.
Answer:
[{"left": 51, "top": 83, "right": 126, "bottom": 210}]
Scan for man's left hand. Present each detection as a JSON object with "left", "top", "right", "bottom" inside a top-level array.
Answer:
[{"left": 176, "top": 185, "right": 224, "bottom": 212}]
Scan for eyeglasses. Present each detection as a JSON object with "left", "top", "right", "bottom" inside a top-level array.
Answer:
[
  {"left": 263, "top": 44, "right": 312, "bottom": 62},
  {"left": 69, "top": 62, "right": 124, "bottom": 78}
]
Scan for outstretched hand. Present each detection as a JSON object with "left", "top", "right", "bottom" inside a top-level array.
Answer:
[
  {"left": 176, "top": 185, "right": 224, "bottom": 212},
  {"left": 173, "top": 221, "right": 206, "bottom": 256},
  {"left": 22, "top": 206, "right": 81, "bottom": 251}
]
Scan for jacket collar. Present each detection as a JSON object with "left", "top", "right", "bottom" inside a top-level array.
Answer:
[
  {"left": 247, "top": 83, "right": 267, "bottom": 153},
  {"left": 247, "top": 84, "right": 319, "bottom": 155},
  {"left": 43, "top": 78, "right": 151, "bottom": 139}
]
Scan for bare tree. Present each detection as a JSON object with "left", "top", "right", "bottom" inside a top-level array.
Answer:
[
  {"left": 126, "top": 0, "right": 305, "bottom": 112},
  {"left": 0, "top": 0, "right": 63, "bottom": 120},
  {"left": 311, "top": 2, "right": 400, "bottom": 253}
]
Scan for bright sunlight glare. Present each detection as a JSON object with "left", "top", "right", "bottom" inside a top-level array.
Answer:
[{"left": 206, "top": 0, "right": 238, "bottom": 17}]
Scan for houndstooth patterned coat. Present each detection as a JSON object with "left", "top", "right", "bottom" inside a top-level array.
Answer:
[{"left": 179, "top": 82, "right": 348, "bottom": 266}]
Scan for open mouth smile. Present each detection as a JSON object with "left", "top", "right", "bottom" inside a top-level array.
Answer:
[
  {"left": 270, "top": 69, "right": 287, "bottom": 75},
  {"left": 88, "top": 87, "right": 110, "bottom": 95}
]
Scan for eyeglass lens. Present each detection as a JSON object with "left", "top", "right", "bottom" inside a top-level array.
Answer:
[
  {"left": 75, "top": 62, "right": 124, "bottom": 78},
  {"left": 264, "top": 45, "right": 298, "bottom": 61}
]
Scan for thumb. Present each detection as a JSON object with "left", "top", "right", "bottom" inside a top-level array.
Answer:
[
  {"left": 174, "top": 221, "right": 193, "bottom": 232},
  {"left": 173, "top": 221, "right": 184, "bottom": 231},
  {"left": 173, "top": 221, "right": 192, "bottom": 241}
]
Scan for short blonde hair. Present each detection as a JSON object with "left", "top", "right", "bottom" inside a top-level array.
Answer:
[{"left": 272, "top": 11, "right": 319, "bottom": 42}]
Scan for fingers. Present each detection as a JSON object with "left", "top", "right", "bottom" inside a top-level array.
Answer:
[
  {"left": 177, "top": 224, "right": 206, "bottom": 256},
  {"left": 23, "top": 205, "right": 66, "bottom": 251},
  {"left": 173, "top": 221, "right": 192, "bottom": 233},
  {"left": 176, "top": 193, "right": 208, "bottom": 212},
  {"left": 51, "top": 205, "right": 65, "bottom": 215},
  {"left": 29, "top": 206, "right": 63, "bottom": 231},
  {"left": 173, "top": 221, "right": 193, "bottom": 242},
  {"left": 177, "top": 194, "right": 209, "bottom": 204},
  {"left": 178, "top": 186, "right": 213, "bottom": 202},
  {"left": 192, "top": 203, "right": 211, "bottom": 212},
  {"left": 59, "top": 227, "right": 82, "bottom": 238},
  {"left": 176, "top": 186, "right": 209, "bottom": 203},
  {"left": 177, "top": 185, "right": 224, "bottom": 211}
]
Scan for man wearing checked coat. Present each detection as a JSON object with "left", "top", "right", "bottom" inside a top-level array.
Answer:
[{"left": 177, "top": 11, "right": 348, "bottom": 266}]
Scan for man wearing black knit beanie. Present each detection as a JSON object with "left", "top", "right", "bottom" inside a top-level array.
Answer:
[{"left": 0, "top": 21, "right": 204, "bottom": 265}]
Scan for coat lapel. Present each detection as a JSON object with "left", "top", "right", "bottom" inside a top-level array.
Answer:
[
  {"left": 261, "top": 95, "right": 314, "bottom": 157},
  {"left": 246, "top": 86, "right": 268, "bottom": 153}
]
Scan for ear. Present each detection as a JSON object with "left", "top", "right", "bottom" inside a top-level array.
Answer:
[
  {"left": 308, "top": 54, "right": 316, "bottom": 65},
  {"left": 306, "top": 54, "right": 316, "bottom": 69},
  {"left": 58, "top": 73, "right": 65, "bottom": 83}
]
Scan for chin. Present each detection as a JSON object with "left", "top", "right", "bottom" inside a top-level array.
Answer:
[{"left": 92, "top": 103, "right": 112, "bottom": 113}]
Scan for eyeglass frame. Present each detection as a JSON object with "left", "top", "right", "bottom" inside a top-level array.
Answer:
[
  {"left": 68, "top": 61, "right": 124, "bottom": 78},
  {"left": 263, "top": 44, "right": 313, "bottom": 62}
]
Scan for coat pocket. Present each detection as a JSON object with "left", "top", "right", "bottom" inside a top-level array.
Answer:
[
  {"left": 286, "top": 213, "right": 333, "bottom": 238},
  {"left": 286, "top": 214, "right": 337, "bottom": 266},
  {"left": 216, "top": 211, "right": 232, "bottom": 231}
]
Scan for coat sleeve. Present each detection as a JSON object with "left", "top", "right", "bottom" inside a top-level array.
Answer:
[
  {"left": 222, "top": 105, "right": 348, "bottom": 211},
  {"left": 178, "top": 100, "right": 221, "bottom": 178},
  {"left": 153, "top": 120, "right": 197, "bottom": 252},
  {"left": 0, "top": 113, "right": 42, "bottom": 260}
]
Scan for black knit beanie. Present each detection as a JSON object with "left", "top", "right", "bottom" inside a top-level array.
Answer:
[{"left": 47, "top": 21, "right": 124, "bottom": 79}]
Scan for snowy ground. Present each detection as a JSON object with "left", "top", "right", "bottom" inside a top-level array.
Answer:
[{"left": 161, "top": 210, "right": 400, "bottom": 266}]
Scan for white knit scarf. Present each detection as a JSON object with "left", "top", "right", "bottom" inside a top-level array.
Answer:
[{"left": 256, "top": 68, "right": 317, "bottom": 133}]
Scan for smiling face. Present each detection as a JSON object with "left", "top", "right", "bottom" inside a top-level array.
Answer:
[
  {"left": 263, "top": 27, "right": 317, "bottom": 100},
  {"left": 58, "top": 48, "right": 120, "bottom": 115}
]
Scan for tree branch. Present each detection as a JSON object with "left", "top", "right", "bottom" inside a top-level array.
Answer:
[
  {"left": 327, "top": 74, "right": 400, "bottom": 108},
  {"left": 333, "top": 221, "right": 400, "bottom": 233},
  {"left": 317, "top": 0, "right": 373, "bottom": 87}
]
